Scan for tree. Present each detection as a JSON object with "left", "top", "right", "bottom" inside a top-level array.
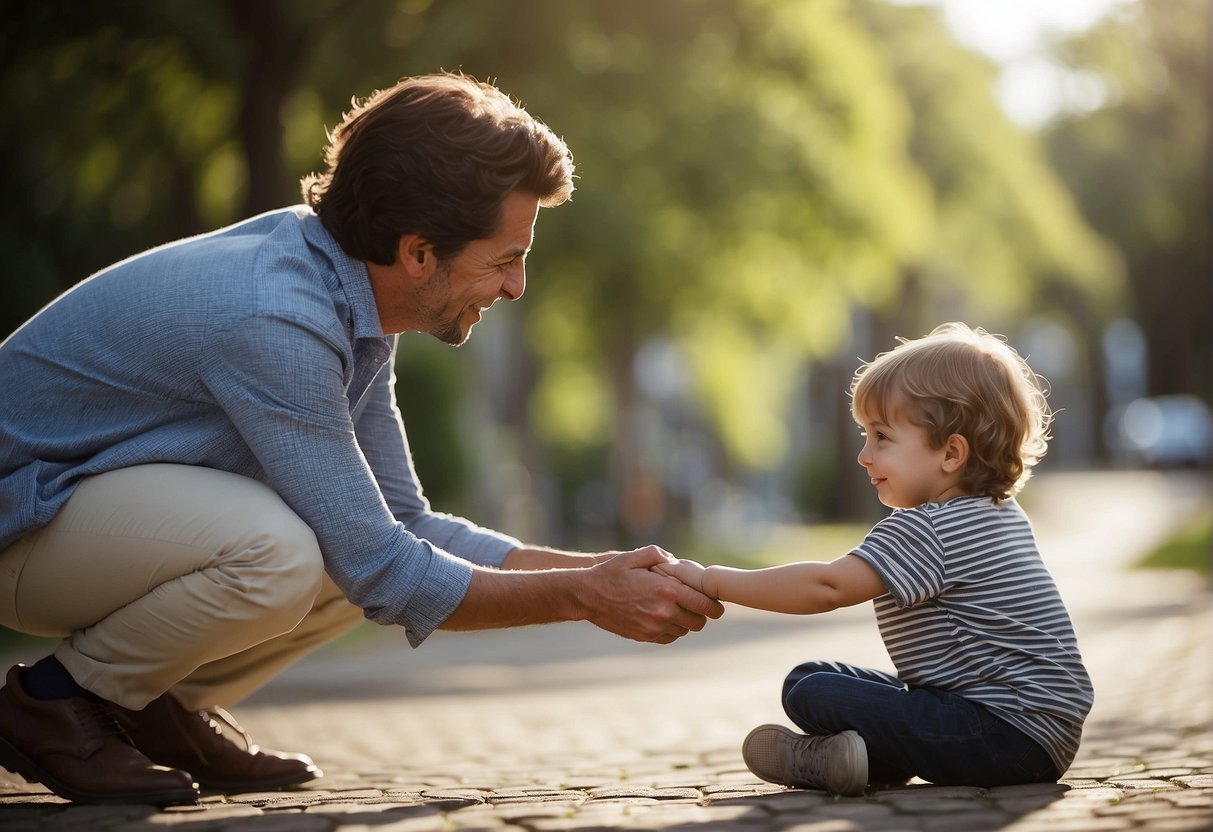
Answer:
[{"left": 1046, "top": 0, "right": 1211, "bottom": 400}]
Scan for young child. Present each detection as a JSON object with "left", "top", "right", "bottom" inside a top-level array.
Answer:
[{"left": 658, "top": 322, "right": 1093, "bottom": 795}]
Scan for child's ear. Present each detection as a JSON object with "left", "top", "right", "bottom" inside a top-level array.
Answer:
[{"left": 941, "top": 434, "right": 969, "bottom": 473}]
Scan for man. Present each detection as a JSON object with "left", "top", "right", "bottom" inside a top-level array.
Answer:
[{"left": 0, "top": 72, "right": 723, "bottom": 806}]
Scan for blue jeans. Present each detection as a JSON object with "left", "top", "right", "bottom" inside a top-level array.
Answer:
[{"left": 781, "top": 661, "right": 1060, "bottom": 787}]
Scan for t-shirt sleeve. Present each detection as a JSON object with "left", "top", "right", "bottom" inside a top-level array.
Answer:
[{"left": 850, "top": 508, "right": 947, "bottom": 608}]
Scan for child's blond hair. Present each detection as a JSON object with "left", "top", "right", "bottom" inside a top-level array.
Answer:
[{"left": 850, "top": 322, "right": 1052, "bottom": 501}]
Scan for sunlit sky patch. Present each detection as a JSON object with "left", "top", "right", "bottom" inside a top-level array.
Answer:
[{"left": 890, "top": 0, "right": 1138, "bottom": 128}]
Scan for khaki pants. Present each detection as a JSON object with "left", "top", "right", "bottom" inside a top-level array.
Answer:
[{"left": 0, "top": 464, "right": 366, "bottom": 711}]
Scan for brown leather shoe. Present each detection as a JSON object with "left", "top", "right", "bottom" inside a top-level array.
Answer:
[
  {"left": 121, "top": 693, "right": 321, "bottom": 793},
  {"left": 0, "top": 665, "right": 199, "bottom": 805}
]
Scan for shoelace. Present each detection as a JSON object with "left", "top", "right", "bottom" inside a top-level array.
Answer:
[
  {"left": 196, "top": 706, "right": 255, "bottom": 754},
  {"left": 789, "top": 734, "right": 831, "bottom": 784},
  {"left": 72, "top": 698, "right": 132, "bottom": 744}
]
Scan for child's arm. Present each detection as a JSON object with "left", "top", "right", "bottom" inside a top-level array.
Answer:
[{"left": 657, "top": 555, "right": 888, "bottom": 615}]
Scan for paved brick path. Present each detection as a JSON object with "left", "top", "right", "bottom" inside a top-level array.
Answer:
[{"left": 1, "top": 470, "right": 1210, "bottom": 831}]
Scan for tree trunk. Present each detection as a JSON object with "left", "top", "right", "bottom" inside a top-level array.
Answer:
[{"left": 226, "top": 0, "right": 303, "bottom": 216}]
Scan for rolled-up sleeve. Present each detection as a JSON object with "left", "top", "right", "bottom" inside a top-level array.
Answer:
[{"left": 201, "top": 312, "right": 471, "bottom": 646}]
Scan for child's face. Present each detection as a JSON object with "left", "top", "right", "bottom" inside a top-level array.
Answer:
[{"left": 855, "top": 406, "right": 962, "bottom": 509}]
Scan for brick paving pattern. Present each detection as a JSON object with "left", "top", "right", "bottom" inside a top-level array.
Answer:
[{"left": 0, "top": 470, "right": 1209, "bottom": 831}]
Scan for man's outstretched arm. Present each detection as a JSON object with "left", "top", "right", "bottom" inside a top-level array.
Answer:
[{"left": 441, "top": 547, "right": 725, "bottom": 644}]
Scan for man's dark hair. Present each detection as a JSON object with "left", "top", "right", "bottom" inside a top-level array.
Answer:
[{"left": 302, "top": 72, "right": 575, "bottom": 265}]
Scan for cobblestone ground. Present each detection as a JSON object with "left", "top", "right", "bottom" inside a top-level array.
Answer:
[{"left": 0, "top": 470, "right": 1209, "bottom": 831}]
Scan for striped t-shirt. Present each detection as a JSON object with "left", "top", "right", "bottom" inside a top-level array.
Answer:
[{"left": 850, "top": 496, "right": 1093, "bottom": 774}]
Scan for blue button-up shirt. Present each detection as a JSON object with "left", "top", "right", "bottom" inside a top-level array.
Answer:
[{"left": 0, "top": 207, "right": 519, "bottom": 646}]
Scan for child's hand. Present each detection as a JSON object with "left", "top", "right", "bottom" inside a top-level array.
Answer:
[{"left": 651, "top": 558, "right": 709, "bottom": 595}]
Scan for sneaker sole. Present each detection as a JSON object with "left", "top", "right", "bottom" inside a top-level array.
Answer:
[{"left": 742, "top": 724, "right": 868, "bottom": 796}]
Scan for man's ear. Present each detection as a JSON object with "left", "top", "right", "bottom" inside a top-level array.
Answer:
[
  {"left": 397, "top": 234, "right": 435, "bottom": 279},
  {"left": 941, "top": 434, "right": 969, "bottom": 473}
]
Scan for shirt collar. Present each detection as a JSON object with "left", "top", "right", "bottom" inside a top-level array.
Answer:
[{"left": 299, "top": 209, "right": 385, "bottom": 342}]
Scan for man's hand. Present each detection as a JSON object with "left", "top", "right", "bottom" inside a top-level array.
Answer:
[{"left": 581, "top": 547, "right": 724, "bottom": 644}]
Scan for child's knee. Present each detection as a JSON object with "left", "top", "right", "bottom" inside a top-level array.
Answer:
[{"left": 782, "top": 660, "right": 837, "bottom": 702}]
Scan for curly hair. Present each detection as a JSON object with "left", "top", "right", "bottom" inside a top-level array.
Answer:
[
  {"left": 301, "top": 72, "right": 575, "bottom": 265},
  {"left": 850, "top": 322, "right": 1053, "bottom": 501}
]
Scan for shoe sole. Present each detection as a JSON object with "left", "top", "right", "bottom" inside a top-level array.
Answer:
[
  {"left": 742, "top": 724, "right": 868, "bottom": 796},
  {"left": 0, "top": 736, "right": 199, "bottom": 806},
  {"left": 195, "top": 764, "right": 322, "bottom": 793}
]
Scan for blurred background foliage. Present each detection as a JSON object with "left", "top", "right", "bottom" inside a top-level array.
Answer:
[{"left": 1, "top": 0, "right": 1208, "bottom": 554}]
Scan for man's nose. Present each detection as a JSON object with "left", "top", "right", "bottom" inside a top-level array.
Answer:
[{"left": 501, "top": 264, "right": 525, "bottom": 301}]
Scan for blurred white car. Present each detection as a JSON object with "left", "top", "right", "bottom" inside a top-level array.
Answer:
[{"left": 1107, "top": 395, "right": 1213, "bottom": 468}]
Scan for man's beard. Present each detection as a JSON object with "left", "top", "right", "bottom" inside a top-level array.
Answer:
[
  {"left": 433, "top": 314, "right": 467, "bottom": 347},
  {"left": 415, "top": 259, "right": 467, "bottom": 346}
]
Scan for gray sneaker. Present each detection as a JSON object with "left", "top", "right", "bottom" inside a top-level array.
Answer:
[{"left": 742, "top": 724, "right": 868, "bottom": 796}]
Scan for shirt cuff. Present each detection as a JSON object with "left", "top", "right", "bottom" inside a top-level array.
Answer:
[{"left": 401, "top": 548, "right": 474, "bottom": 648}]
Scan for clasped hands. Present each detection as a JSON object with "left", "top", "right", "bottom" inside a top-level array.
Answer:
[{"left": 582, "top": 547, "right": 721, "bottom": 644}]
